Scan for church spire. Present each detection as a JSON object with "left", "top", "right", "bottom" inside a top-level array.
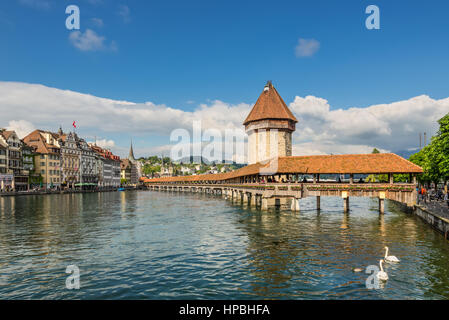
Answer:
[{"left": 129, "top": 139, "right": 135, "bottom": 161}]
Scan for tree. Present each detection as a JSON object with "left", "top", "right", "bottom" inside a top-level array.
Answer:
[
  {"left": 409, "top": 113, "right": 449, "bottom": 186},
  {"left": 372, "top": 148, "right": 380, "bottom": 154}
]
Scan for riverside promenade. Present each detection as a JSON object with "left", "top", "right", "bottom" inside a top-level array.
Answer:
[
  {"left": 414, "top": 200, "right": 449, "bottom": 239},
  {"left": 0, "top": 186, "right": 138, "bottom": 197}
]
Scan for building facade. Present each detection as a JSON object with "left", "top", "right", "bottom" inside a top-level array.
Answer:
[
  {"left": 120, "top": 142, "right": 141, "bottom": 185},
  {"left": 90, "top": 144, "right": 121, "bottom": 187},
  {"left": 58, "top": 130, "right": 81, "bottom": 188},
  {"left": 23, "top": 130, "right": 62, "bottom": 189},
  {"left": 0, "top": 130, "right": 29, "bottom": 191},
  {"left": 78, "top": 138, "right": 98, "bottom": 185}
]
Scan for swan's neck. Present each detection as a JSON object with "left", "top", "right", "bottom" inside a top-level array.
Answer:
[
  {"left": 385, "top": 247, "right": 389, "bottom": 258},
  {"left": 379, "top": 260, "right": 384, "bottom": 272}
]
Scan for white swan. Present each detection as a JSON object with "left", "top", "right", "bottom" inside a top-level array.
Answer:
[
  {"left": 377, "top": 260, "right": 389, "bottom": 281},
  {"left": 384, "top": 246, "right": 400, "bottom": 263}
]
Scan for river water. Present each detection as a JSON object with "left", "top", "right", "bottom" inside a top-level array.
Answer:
[{"left": 0, "top": 190, "right": 449, "bottom": 299}]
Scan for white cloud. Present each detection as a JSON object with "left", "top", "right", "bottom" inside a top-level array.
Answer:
[
  {"left": 69, "top": 29, "right": 116, "bottom": 52},
  {"left": 6, "top": 120, "right": 36, "bottom": 139},
  {"left": 91, "top": 18, "right": 104, "bottom": 28},
  {"left": 295, "top": 38, "right": 320, "bottom": 57},
  {"left": 289, "top": 94, "right": 449, "bottom": 155},
  {"left": 0, "top": 81, "right": 448, "bottom": 160},
  {"left": 88, "top": 139, "right": 116, "bottom": 149},
  {"left": 118, "top": 5, "right": 131, "bottom": 23}
]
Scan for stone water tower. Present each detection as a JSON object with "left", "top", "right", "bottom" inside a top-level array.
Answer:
[{"left": 244, "top": 81, "right": 297, "bottom": 164}]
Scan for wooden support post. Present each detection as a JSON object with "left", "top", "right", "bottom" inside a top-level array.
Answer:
[
  {"left": 313, "top": 174, "right": 317, "bottom": 184},
  {"left": 342, "top": 191, "right": 349, "bottom": 213},
  {"left": 349, "top": 174, "right": 354, "bottom": 184},
  {"left": 250, "top": 194, "right": 256, "bottom": 206},
  {"left": 379, "top": 198, "right": 385, "bottom": 214},
  {"left": 317, "top": 196, "right": 321, "bottom": 211},
  {"left": 261, "top": 197, "right": 268, "bottom": 210},
  {"left": 242, "top": 192, "right": 248, "bottom": 204},
  {"left": 343, "top": 197, "right": 349, "bottom": 213},
  {"left": 389, "top": 173, "right": 394, "bottom": 184}
]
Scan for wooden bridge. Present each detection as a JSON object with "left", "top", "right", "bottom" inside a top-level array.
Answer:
[{"left": 141, "top": 153, "right": 422, "bottom": 213}]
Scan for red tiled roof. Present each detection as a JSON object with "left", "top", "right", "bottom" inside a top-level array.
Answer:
[
  {"left": 23, "top": 130, "right": 60, "bottom": 154},
  {"left": 0, "top": 131, "right": 14, "bottom": 140},
  {"left": 243, "top": 82, "right": 298, "bottom": 125},
  {"left": 144, "top": 153, "right": 423, "bottom": 184}
]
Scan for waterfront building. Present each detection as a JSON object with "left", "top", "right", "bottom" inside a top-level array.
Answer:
[
  {"left": 244, "top": 81, "right": 298, "bottom": 165},
  {"left": 21, "top": 142, "right": 39, "bottom": 189},
  {"left": 78, "top": 138, "right": 98, "bottom": 186},
  {"left": 0, "top": 132, "right": 10, "bottom": 190},
  {"left": 120, "top": 141, "right": 141, "bottom": 185},
  {"left": 95, "top": 151, "right": 104, "bottom": 186},
  {"left": 0, "top": 136, "right": 7, "bottom": 174},
  {"left": 0, "top": 130, "right": 29, "bottom": 191},
  {"left": 128, "top": 141, "right": 141, "bottom": 184},
  {"left": 57, "top": 130, "right": 81, "bottom": 188},
  {"left": 23, "top": 130, "right": 62, "bottom": 189},
  {"left": 90, "top": 144, "right": 121, "bottom": 187},
  {"left": 120, "top": 159, "right": 132, "bottom": 184}
]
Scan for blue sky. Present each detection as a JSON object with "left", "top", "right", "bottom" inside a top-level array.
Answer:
[{"left": 1, "top": 0, "right": 449, "bottom": 160}]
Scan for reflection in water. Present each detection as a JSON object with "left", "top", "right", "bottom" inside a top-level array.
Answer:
[{"left": 0, "top": 192, "right": 449, "bottom": 299}]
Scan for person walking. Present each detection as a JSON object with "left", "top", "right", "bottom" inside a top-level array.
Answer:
[
  {"left": 422, "top": 186, "right": 427, "bottom": 204},
  {"left": 444, "top": 192, "right": 449, "bottom": 208}
]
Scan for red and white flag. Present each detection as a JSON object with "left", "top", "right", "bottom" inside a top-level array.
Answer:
[{"left": 73, "top": 121, "right": 77, "bottom": 129}]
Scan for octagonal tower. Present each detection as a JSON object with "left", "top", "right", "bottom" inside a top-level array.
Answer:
[{"left": 244, "top": 81, "right": 297, "bottom": 164}]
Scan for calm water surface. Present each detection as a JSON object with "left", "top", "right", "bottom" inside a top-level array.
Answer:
[{"left": 0, "top": 191, "right": 449, "bottom": 299}]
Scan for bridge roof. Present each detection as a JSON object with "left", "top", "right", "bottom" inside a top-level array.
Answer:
[
  {"left": 143, "top": 153, "right": 423, "bottom": 183},
  {"left": 243, "top": 82, "right": 298, "bottom": 126}
]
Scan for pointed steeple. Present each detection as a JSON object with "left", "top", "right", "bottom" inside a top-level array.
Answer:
[{"left": 129, "top": 139, "right": 135, "bottom": 161}]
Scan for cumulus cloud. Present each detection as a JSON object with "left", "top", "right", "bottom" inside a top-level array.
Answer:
[
  {"left": 6, "top": 120, "right": 36, "bottom": 139},
  {"left": 88, "top": 139, "right": 116, "bottom": 149},
  {"left": 289, "top": 95, "right": 449, "bottom": 155},
  {"left": 1, "top": 81, "right": 448, "bottom": 161},
  {"left": 91, "top": 18, "right": 104, "bottom": 28},
  {"left": 295, "top": 38, "right": 320, "bottom": 57},
  {"left": 69, "top": 29, "right": 116, "bottom": 52}
]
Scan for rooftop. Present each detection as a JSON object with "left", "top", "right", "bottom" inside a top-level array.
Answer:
[
  {"left": 243, "top": 81, "right": 298, "bottom": 126},
  {"left": 143, "top": 153, "right": 423, "bottom": 183}
]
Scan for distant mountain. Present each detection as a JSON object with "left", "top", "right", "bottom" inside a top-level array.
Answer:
[{"left": 394, "top": 149, "right": 419, "bottom": 160}]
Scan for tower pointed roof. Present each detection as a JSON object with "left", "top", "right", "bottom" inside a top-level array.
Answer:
[
  {"left": 243, "top": 81, "right": 298, "bottom": 126},
  {"left": 129, "top": 140, "right": 135, "bottom": 161}
]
